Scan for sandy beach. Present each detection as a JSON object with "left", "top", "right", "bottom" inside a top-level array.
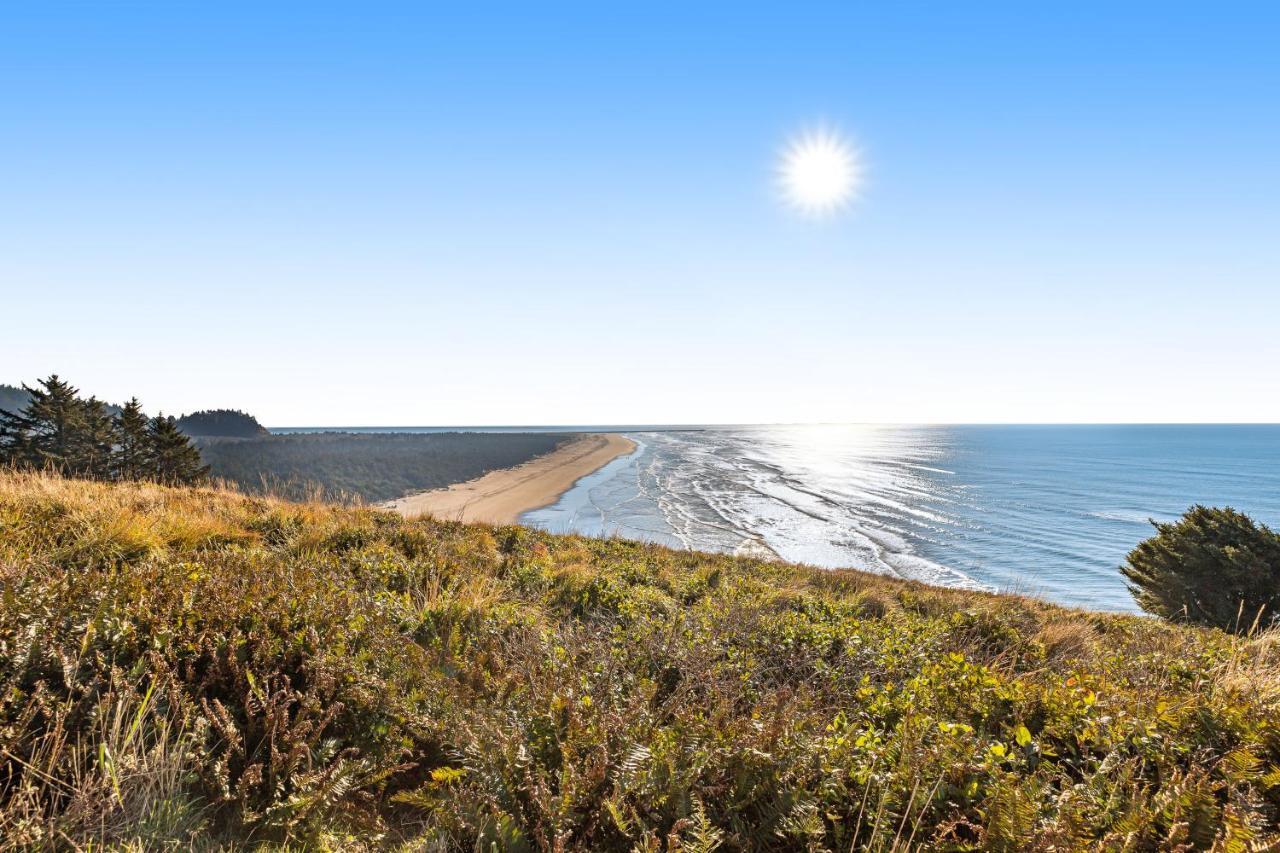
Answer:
[{"left": 384, "top": 433, "right": 636, "bottom": 524}]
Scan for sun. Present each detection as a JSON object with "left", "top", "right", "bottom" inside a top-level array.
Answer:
[{"left": 777, "top": 128, "right": 863, "bottom": 217}]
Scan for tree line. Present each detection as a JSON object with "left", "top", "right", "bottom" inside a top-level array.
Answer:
[
  {"left": 0, "top": 375, "right": 208, "bottom": 485},
  {"left": 199, "top": 431, "right": 569, "bottom": 503}
]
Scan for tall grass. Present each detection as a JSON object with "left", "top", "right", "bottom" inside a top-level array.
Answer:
[{"left": 1, "top": 471, "right": 1278, "bottom": 849}]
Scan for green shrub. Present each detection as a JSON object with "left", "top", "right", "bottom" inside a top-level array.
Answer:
[{"left": 1123, "top": 505, "right": 1280, "bottom": 633}]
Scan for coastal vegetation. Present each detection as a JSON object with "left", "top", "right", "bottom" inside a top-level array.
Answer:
[
  {"left": 3, "top": 472, "right": 1279, "bottom": 850},
  {"left": 196, "top": 431, "right": 571, "bottom": 503},
  {"left": 2, "top": 376, "right": 571, "bottom": 503},
  {"left": 0, "top": 376, "right": 206, "bottom": 485},
  {"left": 1124, "top": 505, "right": 1280, "bottom": 634},
  {"left": 176, "top": 410, "right": 270, "bottom": 439}
]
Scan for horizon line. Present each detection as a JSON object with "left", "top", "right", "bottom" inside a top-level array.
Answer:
[{"left": 266, "top": 421, "right": 1280, "bottom": 430}]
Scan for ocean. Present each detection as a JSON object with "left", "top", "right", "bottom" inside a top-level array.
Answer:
[{"left": 520, "top": 425, "right": 1280, "bottom": 612}]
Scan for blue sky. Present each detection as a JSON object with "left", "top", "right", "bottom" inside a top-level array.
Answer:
[{"left": 3, "top": 2, "right": 1278, "bottom": 424}]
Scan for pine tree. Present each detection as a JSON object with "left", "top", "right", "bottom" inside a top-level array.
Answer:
[
  {"left": 3, "top": 376, "right": 211, "bottom": 487},
  {"left": 0, "top": 400, "right": 34, "bottom": 467},
  {"left": 113, "top": 397, "right": 151, "bottom": 480},
  {"left": 147, "top": 414, "right": 210, "bottom": 485},
  {"left": 78, "top": 397, "right": 119, "bottom": 479},
  {"left": 0, "top": 375, "right": 86, "bottom": 472}
]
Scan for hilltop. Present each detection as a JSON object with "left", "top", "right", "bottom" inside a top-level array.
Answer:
[
  {"left": 1, "top": 472, "right": 1277, "bottom": 849},
  {"left": 176, "top": 409, "right": 271, "bottom": 438}
]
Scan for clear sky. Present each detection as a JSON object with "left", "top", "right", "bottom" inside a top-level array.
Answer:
[{"left": 3, "top": 2, "right": 1278, "bottom": 425}]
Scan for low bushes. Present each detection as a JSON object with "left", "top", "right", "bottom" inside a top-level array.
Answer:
[{"left": 1, "top": 472, "right": 1278, "bottom": 849}]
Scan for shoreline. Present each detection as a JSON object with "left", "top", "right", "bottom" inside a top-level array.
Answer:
[{"left": 383, "top": 433, "right": 637, "bottom": 524}]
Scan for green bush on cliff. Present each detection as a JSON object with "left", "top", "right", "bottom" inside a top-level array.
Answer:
[
  {"left": 1, "top": 472, "right": 1279, "bottom": 850},
  {"left": 1124, "top": 505, "right": 1280, "bottom": 633}
]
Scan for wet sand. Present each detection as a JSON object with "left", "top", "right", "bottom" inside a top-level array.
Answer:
[{"left": 383, "top": 433, "right": 636, "bottom": 524}]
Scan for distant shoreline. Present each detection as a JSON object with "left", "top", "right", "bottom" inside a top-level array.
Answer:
[{"left": 383, "top": 433, "right": 637, "bottom": 524}]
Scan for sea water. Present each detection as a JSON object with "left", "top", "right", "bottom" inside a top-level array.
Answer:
[{"left": 522, "top": 425, "right": 1280, "bottom": 612}]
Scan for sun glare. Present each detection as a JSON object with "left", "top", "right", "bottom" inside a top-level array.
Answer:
[{"left": 778, "top": 128, "right": 862, "bottom": 217}]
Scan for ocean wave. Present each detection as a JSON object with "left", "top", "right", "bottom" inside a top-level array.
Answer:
[{"left": 523, "top": 425, "right": 1280, "bottom": 613}]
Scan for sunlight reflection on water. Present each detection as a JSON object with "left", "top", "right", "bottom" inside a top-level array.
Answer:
[{"left": 523, "top": 425, "right": 1280, "bottom": 612}]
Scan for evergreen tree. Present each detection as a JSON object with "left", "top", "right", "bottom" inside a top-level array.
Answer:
[
  {"left": 78, "top": 396, "right": 119, "bottom": 479},
  {"left": 0, "top": 375, "right": 86, "bottom": 472},
  {"left": 147, "top": 414, "right": 210, "bottom": 485},
  {"left": 2, "top": 375, "right": 212, "bottom": 487},
  {"left": 0, "top": 402, "right": 33, "bottom": 467},
  {"left": 1122, "top": 505, "right": 1280, "bottom": 633},
  {"left": 113, "top": 397, "right": 151, "bottom": 480}
]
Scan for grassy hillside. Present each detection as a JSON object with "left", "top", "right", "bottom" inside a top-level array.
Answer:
[
  {"left": 1, "top": 473, "right": 1278, "bottom": 850},
  {"left": 195, "top": 431, "right": 572, "bottom": 503}
]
